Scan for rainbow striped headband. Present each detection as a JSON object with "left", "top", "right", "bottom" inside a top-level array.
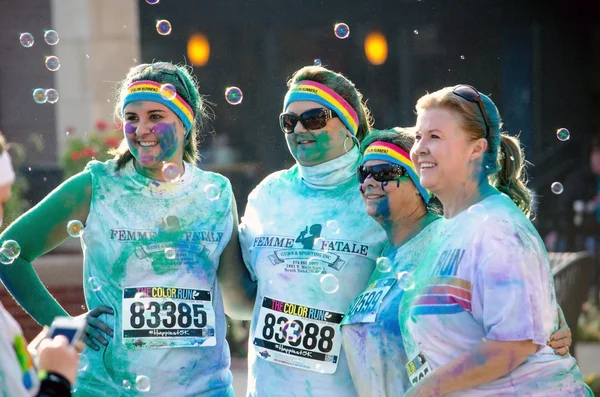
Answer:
[
  {"left": 362, "top": 141, "right": 431, "bottom": 203},
  {"left": 283, "top": 81, "right": 359, "bottom": 136},
  {"left": 122, "top": 80, "right": 194, "bottom": 136}
]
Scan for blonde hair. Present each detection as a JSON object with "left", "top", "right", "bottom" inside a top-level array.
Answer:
[{"left": 415, "top": 86, "right": 532, "bottom": 216}]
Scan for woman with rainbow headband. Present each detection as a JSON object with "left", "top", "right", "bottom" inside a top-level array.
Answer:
[
  {"left": 341, "top": 128, "right": 575, "bottom": 397},
  {"left": 230, "top": 65, "right": 388, "bottom": 396},
  {"left": 399, "top": 84, "right": 591, "bottom": 396},
  {"left": 0, "top": 62, "right": 240, "bottom": 396}
]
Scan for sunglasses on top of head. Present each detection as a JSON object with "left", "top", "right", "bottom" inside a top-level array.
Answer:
[
  {"left": 357, "top": 164, "right": 407, "bottom": 184},
  {"left": 279, "top": 108, "right": 338, "bottom": 134},
  {"left": 452, "top": 84, "right": 491, "bottom": 138}
]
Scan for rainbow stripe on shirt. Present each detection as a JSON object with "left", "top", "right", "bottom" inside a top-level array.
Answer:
[{"left": 410, "top": 276, "right": 473, "bottom": 316}]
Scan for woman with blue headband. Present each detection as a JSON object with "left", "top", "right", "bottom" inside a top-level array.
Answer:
[{"left": 0, "top": 62, "right": 239, "bottom": 396}]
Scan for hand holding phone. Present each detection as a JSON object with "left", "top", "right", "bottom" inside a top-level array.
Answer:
[{"left": 47, "top": 316, "right": 87, "bottom": 345}]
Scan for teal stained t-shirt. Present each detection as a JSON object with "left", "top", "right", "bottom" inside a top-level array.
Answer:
[{"left": 74, "top": 159, "right": 235, "bottom": 397}]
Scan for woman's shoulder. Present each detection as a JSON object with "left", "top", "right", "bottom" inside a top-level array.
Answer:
[{"left": 248, "top": 166, "right": 299, "bottom": 199}]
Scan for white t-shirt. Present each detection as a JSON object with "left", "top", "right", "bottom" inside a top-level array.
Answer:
[
  {"left": 75, "top": 160, "right": 235, "bottom": 397},
  {"left": 399, "top": 193, "right": 588, "bottom": 396},
  {"left": 0, "top": 301, "right": 40, "bottom": 397},
  {"left": 341, "top": 220, "right": 438, "bottom": 397},
  {"left": 240, "top": 164, "right": 387, "bottom": 397}
]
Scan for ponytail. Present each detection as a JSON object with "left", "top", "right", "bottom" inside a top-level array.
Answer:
[{"left": 490, "top": 133, "right": 532, "bottom": 216}]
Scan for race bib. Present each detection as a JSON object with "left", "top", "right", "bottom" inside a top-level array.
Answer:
[
  {"left": 341, "top": 277, "right": 396, "bottom": 324},
  {"left": 406, "top": 352, "right": 432, "bottom": 385},
  {"left": 122, "top": 286, "right": 216, "bottom": 349},
  {"left": 253, "top": 297, "right": 344, "bottom": 374}
]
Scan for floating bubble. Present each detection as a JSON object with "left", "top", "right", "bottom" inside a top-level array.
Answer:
[
  {"left": 33, "top": 88, "right": 47, "bottom": 104},
  {"left": 122, "top": 380, "right": 132, "bottom": 390},
  {"left": 2, "top": 240, "right": 21, "bottom": 260},
  {"left": 414, "top": 30, "right": 419, "bottom": 35},
  {"left": 156, "top": 20, "right": 172, "bottom": 35},
  {"left": 320, "top": 274, "right": 339, "bottom": 294},
  {"left": 313, "top": 237, "right": 328, "bottom": 252},
  {"left": 78, "top": 354, "right": 90, "bottom": 372},
  {"left": 19, "top": 33, "right": 34, "bottom": 47},
  {"left": 204, "top": 184, "right": 220, "bottom": 201},
  {"left": 146, "top": 0, "right": 159, "bottom": 4},
  {"left": 0, "top": 249, "right": 14, "bottom": 265},
  {"left": 44, "top": 30, "right": 59, "bottom": 45},
  {"left": 460, "top": 55, "right": 465, "bottom": 60},
  {"left": 159, "top": 84, "right": 176, "bottom": 101},
  {"left": 326, "top": 220, "right": 340, "bottom": 234},
  {"left": 87, "top": 277, "right": 101, "bottom": 292},
  {"left": 397, "top": 271, "right": 415, "bottom": 290},
  {"left": 164, "top": 247, "right": 176, "bottom": 260},
  {"left": 376, "top": 257, "right": 393, "bottom": 273},
  {"left": 67, "top": 220, "right": 84, "bottom": 238},
  {"left": 313, "top": 58, "right": 322, "bottom": 66},
  {"left": 161, "top": 162, "right": 180, "bottom": 182},
  {"left": 315, "top": 363, "right": 325, "bottom": 373},
  {"left": 281, "top": 320, "right": 303, "bottom": 343},
  {"left": 225, "top": 87, "right": 243, "bottom": 105},
  {"left": 45, "top": 56, "right": 60, "bottom": 71},
  {"left": 551, "top": 182, "right": 564, "bottom": 195},
  {"left": 135, "top": 375, "right": 151, "bottom": 392},
  {"left": 467, "top": 203, "right": 489, "bottom": 222},
  {"left": 334, "top": 23, "right": 350, "bottom": 39},
  {"left": 307, "top": 257, "right": 323, "bottom": 274},
  {"left": 556, "top": 128, "right": 570, "bottom": 142},
  {"left": 45, "top": 89, "right": 59, "bottom": 104}
]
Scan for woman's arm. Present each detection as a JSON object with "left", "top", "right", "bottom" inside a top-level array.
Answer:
[
  {"left": 405, "top": 339, "right": 537, "bottom": 397},
  {"left": 0, "top": 171, "right": 92, "bottom": 326},
  {"left": 217, "top": 196, "right": 256, "bottom": 320}
]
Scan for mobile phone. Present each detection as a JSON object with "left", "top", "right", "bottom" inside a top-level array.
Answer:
[{"left": 47, "top": 316, "right": 87, "bottom": 345}]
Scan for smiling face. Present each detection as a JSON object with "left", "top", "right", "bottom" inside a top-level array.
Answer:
[
  {"left": 359, "top": 159, "right": 421, "bottom": 224},
  {"left": 284, "top": 100, "right": 350, "bottom": 166},
  {"left": 123, "top": 101, "right": 185, "bottom": 176},
  {"left": 411, "top": 107, "right": 485, "bottom": 196}
]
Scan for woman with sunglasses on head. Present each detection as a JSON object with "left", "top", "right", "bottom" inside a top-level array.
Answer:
[
  {"left": 0, "top": 62, "right": 239, "bottom": 396},
  {"left": 398, "top": 84, "right": 591, "bottom": 396},
  {"left": 232, "top": 65, "right": 388, "bottom": 396}
]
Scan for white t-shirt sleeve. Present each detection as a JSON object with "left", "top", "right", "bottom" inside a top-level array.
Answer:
[
  {"left": 472, "top": 224, "right": 552, "bottom": 346},
  {"left": 239, "top": 185, "right": 263, "bottom": 282}
]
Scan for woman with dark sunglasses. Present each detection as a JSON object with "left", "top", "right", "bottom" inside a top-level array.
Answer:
[
  {"left": 230, "top": 65, "right": 389, "bottom": 396},
  {"left": 398, "top": 85, "right": 591, "bottom": 396}
]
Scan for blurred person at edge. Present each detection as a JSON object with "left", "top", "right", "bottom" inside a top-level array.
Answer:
[{"left": 0, "top": 135, "right": 82, "bottom": 397}]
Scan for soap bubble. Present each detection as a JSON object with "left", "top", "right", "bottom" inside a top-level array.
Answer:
[
  {"left": 78, "top": 354, "right": 89, "bottom": 372},
  {"left": 307, "top": 257, "right": 323, "bottom": 274},
  {"left": 313, "top": 237, "right": 328, "bottom": 252},
  {"left": 320, "top": 274, "right": 339, "bottom": 294},
  {"left": 376, "top": 257, "right": 392, "bottom": 273},
  {"left": 281, "top": 320, "right": 303, "bottom": 343},
  {"left": 135, "top": 375, "right": 151, "bottom": 392},
  {"left": 0, "top": 249, "right": 14, "bottom": 265},
  {"left": 313, "top": 58, "right": 322, "bottom": 66},
  {"left": 159, "top": 84, "right": 176, "bottom": 101},
  {"left": 122, "top": 380, "right": 132, "bottom": 390},
  {"left": 414, "top": 30, "right": 419, "bottom": 35},
  {"left": 225, "top": 87, "right": 243, "bottom": 105},
  {"left": 44, "top": 30, "right": 59, "bottom": 45},
  {"left": 20, "top": 33, "right": 34, "bottom": 47},
  {"left": 2, "top": 240, "right": 21, "bottom": 260},
  {"left": 161, "top": 162, "right": 180, "bottom": 182},
  {"left": 326, "top": 220, "right": 340, "bottom": 234},
  {"left": 33, "top": 88, "right": 47, "bottom": 104},
  {"left": 87, "top": 277, "right": 101, "bottom": 292},
  {"left": 204, "top": 184, "right": 220, "bottom": 201},
  {"left": 334, "top": 23, "right": 350, "bottom": 39},
  {"left": 45, "top": 89, "right": 59, "bottom": 104},
  {"left": 67, "top": 220, "right": 84, "bottom": 238},
  {"left": 45, "top": 56, "right": 61, "bottom": 71},
  {"left": 156, "top": 20, "right": 172, "bottom": 35},
  {"left": 556, "top": 128, "right": 570, "bottom": 142},
  {"left": 551, "top": 182, "right": 564, "bottom": 195},
  {"left": 146, "top": 0, "right": 159, "bottom": 4},
  {"left": 397, "top": 271, "right": 415, "bottom": 290},
  {"left": 460, "top": 55, "right": 465, "bottom": 60},
  {"left": 164, "top": 248, "right": 176, "bottom": 259},
  {"left": 467, "top": 204, "right": 489, "bottom": 222}
]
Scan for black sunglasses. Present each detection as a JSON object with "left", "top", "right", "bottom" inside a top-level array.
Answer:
[
  {"left": 452, "top": 84, "right": 491, "bottom": 138},
  {"left": 357, "top": 164, "right": 407, "bottom": 184},
  {"left": 279, "top": 108, "right": 338, "bottom": 134}
]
